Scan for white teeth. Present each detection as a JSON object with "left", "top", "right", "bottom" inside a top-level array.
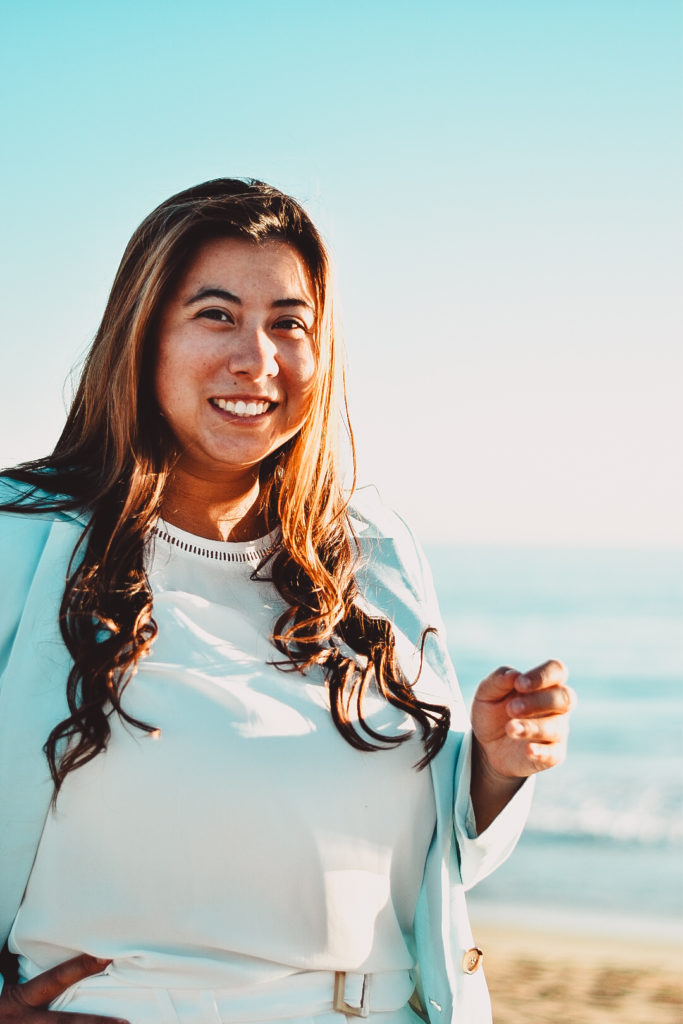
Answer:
[{"left": 212, "top": 398, "right": 270, "bottom": 416}]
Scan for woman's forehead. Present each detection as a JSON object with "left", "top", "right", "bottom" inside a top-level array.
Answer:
[{"left": 177, "top": 237, "right": 316, "bottom": 303}]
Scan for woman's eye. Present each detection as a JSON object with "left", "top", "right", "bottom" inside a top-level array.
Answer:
[
  {"left": 275, "top": 317, "right": 307, "bottom": 332},
  {"left": 198, "top": 309, "right": 233, "bottom": 323}
]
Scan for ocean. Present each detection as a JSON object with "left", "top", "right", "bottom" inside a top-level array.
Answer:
[{"left": 424, "top": 545, "right": 683, "bottom": 941}]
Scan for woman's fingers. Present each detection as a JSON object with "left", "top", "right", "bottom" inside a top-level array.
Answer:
[
  {"left": 473, "top": 665, "right": 521, "bottom": 702},
  {"left": 472, "top": 658, "right": 573, "bottom": 779},
  {"left": 476, "top": 660, "right": 570, "bottom": 703},
  {"left": 505, "top": 708, "right": 571, "bottom": 773},
  {"left": 0, "top": 953, "right": 129, "bottom": 1023},
  {"left": 506, "top": 714, "right": 569, "bottom": 743},
  {"left": 507, "top": 684, "right": 575, "bottom": 719},
  {"left": 507, "top": 660, "right": 574, "bottom": 719},
  {"left": 474, "top": 660, "right": 575, "bottom": 719},
  {"left": 13, "top": 955, "right": 111, "bottom": 1009},
  {"left": 514, "top": 659, "right": 569, "bottom": 693}
]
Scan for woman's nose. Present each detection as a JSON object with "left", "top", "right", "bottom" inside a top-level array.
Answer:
[{"left": 227, "top": 326, "right": 278, "bottom": 379}]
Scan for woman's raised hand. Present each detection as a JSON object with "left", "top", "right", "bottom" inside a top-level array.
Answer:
[
  {"left": 469, "top": 660, "right": 575, "bottom": 832},
  {"left": 472, "top": 660, "right": 574, "bottom": 778},
  {"left": 0, "top": 954, "right": 129, "bottom": 1024}
]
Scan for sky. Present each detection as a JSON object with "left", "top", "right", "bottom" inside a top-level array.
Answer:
[{"left": 1, "top": 0, "right": 680, "bottom": 546}]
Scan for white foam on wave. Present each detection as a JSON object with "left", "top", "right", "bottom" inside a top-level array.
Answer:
[{"left": 529, "top": 765, "right": 683, "bottom": 846}]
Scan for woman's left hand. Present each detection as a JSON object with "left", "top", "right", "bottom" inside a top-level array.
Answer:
[
  {"left": 471, "top": 660, "right": 575, "bottom": 780},
  {"left": 468, "top": 660, "right": 574, "bottom": 832}
]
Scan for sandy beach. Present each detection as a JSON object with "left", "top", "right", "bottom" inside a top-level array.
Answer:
[{"left": 471, "top": 921, "right": 683, "bottom": 1024}]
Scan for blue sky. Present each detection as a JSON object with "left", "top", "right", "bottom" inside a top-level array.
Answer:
[{"left": 1, "top": 0, "right": 680, "bottom": 544}]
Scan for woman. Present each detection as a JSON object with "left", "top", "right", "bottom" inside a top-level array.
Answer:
[{"left": 0, "top": 179, "right": 572, "bottom": 1024}]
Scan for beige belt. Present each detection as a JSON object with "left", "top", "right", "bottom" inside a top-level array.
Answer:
[{"left": 333, "top": 971, "right": 370, "bottom": 1018}]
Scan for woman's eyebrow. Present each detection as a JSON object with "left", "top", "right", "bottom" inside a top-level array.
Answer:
[
  {"left": 184, "top": 287, "right": 240, "bottom": 306},
  {"left": 272, "top": 298, "right": 315, "bottom": 312},
  {"left": 183, "top": 289, "right": 313, "bottom": 312}
]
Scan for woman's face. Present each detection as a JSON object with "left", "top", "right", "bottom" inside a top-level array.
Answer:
[{"left": 155, "top": 237, "right": 317, "bottom": 482}]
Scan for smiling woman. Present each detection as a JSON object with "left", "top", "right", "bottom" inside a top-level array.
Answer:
[
  {"left": 155, "top": 238, "right": 317, "bottom": 540},
  {"left": 0, "top": 178, "right": 573, "bottom": 1024}
]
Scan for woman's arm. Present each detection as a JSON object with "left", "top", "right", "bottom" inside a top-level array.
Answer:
[{"left": 469, "top": 660, "right": 574, "bottom": 832}]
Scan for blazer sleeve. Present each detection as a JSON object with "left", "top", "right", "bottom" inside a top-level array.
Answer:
[
  {"left": 0, "top": 506, "right": 56, "bottom": 994},
  {"left": 369, "top": 499, "right": 534, "bottom": 891},
  {"left": 453, "top": 729, "right": 534, "bottom": 890}
]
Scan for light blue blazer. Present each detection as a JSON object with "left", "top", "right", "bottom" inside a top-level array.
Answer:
[{"left": 0, "top": 480, "right": 533, "bottom": 1023}]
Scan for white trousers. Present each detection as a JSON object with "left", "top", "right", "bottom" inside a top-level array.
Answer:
[{"left": 47, "top": 968, "right": 421, "bottom": 1024}]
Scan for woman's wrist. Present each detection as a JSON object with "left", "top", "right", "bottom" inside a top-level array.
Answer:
[{"left": 469, "top": 734, "right": 524, "bottom": 834}]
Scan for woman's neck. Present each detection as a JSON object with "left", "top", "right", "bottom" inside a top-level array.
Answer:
[{"left": 160, "top": 466, "right": 267, "bottom": 542}]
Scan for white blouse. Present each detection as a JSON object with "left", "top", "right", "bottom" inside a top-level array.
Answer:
[{"left": 10, "top": 522, "right": 437, "bottom": 1023}]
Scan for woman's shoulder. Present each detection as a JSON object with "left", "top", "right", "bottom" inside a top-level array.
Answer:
[
  {"left": 348, "top": 486, "right": 462, "bottom": 705},
  {"left": 0, "top": 477, "right": 89, "bottom": 654},
  {"left": 347, "top": 485, "right": 433, "bottom": 606},
  {"left": 0, "top": 474, "right": 88, "bottom": 526},
  {"left": 348, "top": 484, "right": 419, "bottom": 544},
  {"left": 0, "top": 476, "right": 88, "bottom": 591}
]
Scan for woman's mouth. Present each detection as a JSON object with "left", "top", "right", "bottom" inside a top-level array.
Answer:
[{"left": 209, "top": 398, "right": 275, "bottom": 417}]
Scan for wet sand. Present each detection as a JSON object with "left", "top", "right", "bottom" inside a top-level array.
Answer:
[{"left": 472, "top": 922, "right": 683, "bottom": 1024}]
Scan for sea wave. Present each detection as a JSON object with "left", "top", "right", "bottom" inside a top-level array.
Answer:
[
  {"left": 528, "top": 775, "right": 683, "bottom": 846},
  {"left": 525, "top": 817, "right": 683, "bottom": 847}
]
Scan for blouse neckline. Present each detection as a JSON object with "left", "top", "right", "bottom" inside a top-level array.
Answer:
[{"left": 150, "top": 520, "right": 280, "bottom": 564}]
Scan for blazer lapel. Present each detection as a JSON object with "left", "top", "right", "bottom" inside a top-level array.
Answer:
[{"left": 0, "top": 517, "right": 82, "bottom": 946}]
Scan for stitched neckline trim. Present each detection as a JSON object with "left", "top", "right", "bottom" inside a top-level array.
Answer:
[{"left": 151, "top": 521, "right": 279, "bottom": 563}]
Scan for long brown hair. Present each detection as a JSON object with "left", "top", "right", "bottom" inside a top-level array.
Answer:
[{"left": 2, "top": 178, "right": 450, "bottom": 793}]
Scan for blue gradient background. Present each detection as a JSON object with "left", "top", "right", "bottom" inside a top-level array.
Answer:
[{"left": 1, "top": 0, "right": 681, "bottom": 544}]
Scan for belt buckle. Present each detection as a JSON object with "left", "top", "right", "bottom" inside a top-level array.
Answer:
[{"left": 333, "top": 971, "right": 370, "bottom": 1018}]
